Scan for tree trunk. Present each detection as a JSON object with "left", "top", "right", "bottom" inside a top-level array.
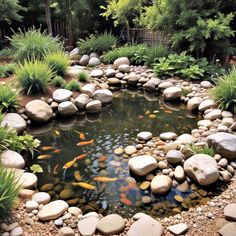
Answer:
[
  {"left": 45, "top": 0, "right": 53, "bottom": 35},
  {"left": 126, "top": 20, "right": 130, "bottom": 42},
  {"left": 66, "top": 0, "right": 75, "bottom": 46}
]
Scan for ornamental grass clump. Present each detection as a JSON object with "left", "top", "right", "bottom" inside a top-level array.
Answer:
[
  {"left": 14, "top": 60, "right": 54, "bottom": 95},
  {"left": 77, "top": 70, "right": 89, "bottom": 82},
  {"left": 10, "top": 28, "right": 62, "bottom": 62},
  {"left": 0, "top": 164, "right": 21, "bottom": 218},
  {"left": 45, "top": 51, "right": 70, "bottom": 76},
  {"left": 66, "top": 79, "right": 81, "bottom": 91},
  {"left": 211, "top": 67, "right": 236, "bottom": 112},
  {"left": 51, "top": 75, "right": 66, "bottom": 88},
  {"left": 0, "top": 83, "right": 19, "bottom": 112}
]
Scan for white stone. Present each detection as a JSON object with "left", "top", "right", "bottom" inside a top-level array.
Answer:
[
  {"left": 18, "top": 172, "right": 38, "bottom": 189},
  {"left": 25, "top": 200, "right": 39, "bottom": 212},
  {"left": 166, "top": 150, "right": 184, "bottom": 164},
  {"left": 85, "top": 100, "right": 102, "bottom": 113},
  {"left": 174, "top": 166, "right": 185, "bottom": 182},
  {"left": 137, "top": 131, "right": 152, "bottom": 141},
  {"left": 113, "top": 57, "right": 130, "bottom": 69},
  {"left": 81, "top": 84, "right": 96, "bottom": 97},
  {"left": 198, "top": 99, "right": 216, "bottom": 112},
  {"left": 118, "top": 64, "right": 130, "bottom": 73},
  {"left": 163, "top": 87, "right": 182, "bottom": 100},
  {"left": 187, "top": 97, "right": 202, "bottom": 111},
  {"left": 160, "top": 132, "right": 177, "bottom": 140},
  {"left": 31, "top": 192, "right": 51, "bottom": 205},
  {"left": 151, "top": 175, "right": 172, "bottom": 194},
  {"left": 58, "top": 101, "right": 78, "bottom": 116},
  {"left": 200, "top": 81, "right": 213, "bottom": 89},
  {"left": 93, "top": 89, "right": 113, "bottom": 104},
  {"left": 75, "top": 94, "right": 90, "bottom": 109},
  {"left": 90, "top": 69, "right": 103, "bottom": 78},
  {"left": 52, "top": 89, "right": 73, "bottom": 103},
  {"left": 88, "top": 57, "right": 100, "bottom": 66},
  {"left": 168, "top": 223, "right": 188, "bottom": 235},
  {"left": 78, "top": 216, "right": 98, "bottom": 236},
  {"left": 79, "top": 55, "right": 90, "bottom": 66},
  {"left": 0, "top": 150, "right": 25, "bottom": 169},
  {"left": 204, "top": 109, "right": 222, "bottom": 120}
]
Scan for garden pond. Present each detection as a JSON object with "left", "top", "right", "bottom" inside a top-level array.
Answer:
[{"left": 26, "top": 90, "right": 226, "bottom": 217}]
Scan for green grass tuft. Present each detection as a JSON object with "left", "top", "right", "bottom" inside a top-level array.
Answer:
[
  {"left": 77, "top": 70, "right": 89, "bottom": 82},
  {"left": 189, "top": 144, "right": 216, "bottom": 156},
  {"left": 51, "top": 75, "right": 66, "bottom": 88},
  {"left": 65, "top": 79, "right": 81, "bottom": 91}
]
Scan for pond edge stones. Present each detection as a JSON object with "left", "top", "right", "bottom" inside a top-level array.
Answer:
[{"left": 128, "top": 155, "right": 158, "bottom": 176}]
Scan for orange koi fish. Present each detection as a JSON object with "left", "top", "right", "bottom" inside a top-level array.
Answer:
[
  {"left": 165, "top": 110, "right": 172, "bottom": 114},
  {"left": 120, "top": 198, "right": 132, "bottom": 206},
  {"left": 63, "top": 158, "right": 77, "bottom": 169},
  {"left": 76, "top": 139, "right": 94, "bottom": 146},
  {"left": 145, "top": 111, "right": 150, "bottom": 115},
  {"left": 53, "top": 149, "right": 61, "bottom": 154},
  {"left": 37, "top": 154, "right": 52, "bottom": 160},
  {"left": 53, "top": 164, "right": 59, "bottom": 175},
  {"left": 75, "top": 131, "right": 86, "bottom": 140},
  {"left": 41, "top": 146, "right": 54, "bottom": 151},
  {"left": 72, "top": 182, "right": 96, "bottom": 190},
  {"left": 93, "top": 177, "right": 118, "bottom": 182},
  {"left": 149, "top": 114, "right": 156, "bottom": 119},
  {"left": 76, "top": 154, "right": 87, "bottom": 160}
]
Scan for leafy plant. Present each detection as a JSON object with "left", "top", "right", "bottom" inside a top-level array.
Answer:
[
  {"left": 78, "top": 32, "right": 118, "bottom": 54},
  {"left": 211, "top": 67, "right": 236, "bottom": 112},
  {"left": 65, "top": 79, "right": 81, "bottom": 91},
  {"left": 0, "top": 48, "right": 14, "bottom": 59},
  {"left": 77, "top": 70, "right": 89, "bottom": 82},
  {"left": 188, "top": 144, "right": 216, "bottom": 156},
  {"left": 9, "top": 28, "right": 62, "bottom": 62},
  {"left": 0, "top": 164, "right": 21, "bottom": 218},
  {"left": 51, "top": 75, "right": 66, "bottom": 88},
  {"left": 180, "top": 65, "right": 204, "bottom": 80},
  {"left": 0, "top": 83, "right": 19, "bottom": 112},
  {"left": 14, "top": 60, "right": 54, "bottom": 95},
  {"left": 30, "top": 164, "right": 43, "bottom": 174},
  {"left": 45, "top": 51, "right": 70, "bottom": 76}
]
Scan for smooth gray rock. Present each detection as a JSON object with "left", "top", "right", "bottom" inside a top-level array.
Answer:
[
  {"left": 143, "top": 78, "right": 161, "bottom": 92},
  {"left": 224, "top": 204, "right": 236, "bottom": 221},
  {"left": 113, "top": 57, "right": 130, "bottom": 70},
  {"left": 88, "top": 57, "right": 100, "bottom": 66},
  {"left": 166, "top": 150, "right": 184, "bottom": 164},
  {"left": 0, "top": 150, "right": 25, "bottom": 169},
  {"left": 93, "top": 89, "right": 113, "bottom": 104},
  {"left": 163, "top": 87, "right": 182, "bottom": 100},
  {"left": 167, "top": 223, "right": 188, "bottom": 235},
  {"left": 85, "top": 100, "right": 102, "bottom": 113},
  {"left": 78, "top": 216, "right": 98, "bottom": 236},
  {"left": 79, "top": 55, "right": 90, "bottom": 66},
  {"left": 58, "top": 101, "right": 78, "bottom": 116},
  {"left": 52, "top": 89, "right": 73, "bottom": 103},
  {"left": 90, "top": 69, "right": 103, "bottom": 78},
  {"left": 137, "top": 131, "right": 152, "bottom": 141},
  {"left": 218, "top": 223, "right": 236, "bottom": 236},
  {"left": 75, "top": 94, "right": 90, "bottom": 109},
  {"left": 81, "top": 84, "right": 96, "bottom": 97},
  {"left": 151, "top": 175, "right": 172, "bottom": 194}
]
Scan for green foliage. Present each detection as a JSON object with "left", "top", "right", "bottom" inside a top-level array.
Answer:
[
  {"left": 65, "top": 80, "right": 81, "bottom": 91},
  {"left": 30, "top": 164, "right": 43, "bottom": 174},
  {"left": 77, "top": 71, "right": 89, "bottom": 82},
  {"left": 153, "top": 52, "right": 224, "bottom": 80},
  {"left": 189, "top": 144, "right": 216, "bottom": 156},
  {"left": 45, "top": 51, "right": 70, "bottom": 76},
  {"left": 211, "top": 67, "right": 236, "bottom": 112},
  {"left": 0, "top": 0, "right": 25, "bottom": 23},
  {"left": 0, "top": 48, "right": 14, "bottom": 59},
  {"left": 0, "top": 84, "right": 19, "bottom": 112},
  {"left": 51, "top": 76, "right": 66, "bottom": 88},
  {"left": 14, "top": 60, "right": 54, "bottom": 95},
  {"left": 0, "top": 164, "right": 21, "bottom": 218},
  {"left": 78, "top": 32, "right": 118, "bottom": 54},
  {"left": 0, "top": 64, "right": 15, "bottom": 78},
  {"left": 10, "top": 28, "right": 62, "bottom": 62}
]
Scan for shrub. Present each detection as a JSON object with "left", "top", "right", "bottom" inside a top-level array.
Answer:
[
  {"left": 211, "top": 67, "right": 236, "bottom": 112},
  {"left": 77, "top": 70, "right": 89, "bottom": 82},
  {"left": 0, "top": 164, "right": 21, "bottom": 218},
  {"left": 189, "top": 144, "right": 216, "bottom": 157},
  {"left": 0, "top": 48, "right": 14, "bottom": 59},
  {"left": 10, "top": 28, "right": 62, "bottom": 62},
  {"left": 0, "top": 63, "right": 15, "bottom": 78},
  {"left": 78, "top": 32, "right": 118, "bottom": 54},
  {"left": 14, "top": 60, "right": 54, "bottom": 95},
  {"left": 144, "top": 44, "right": 171, "bottom": 66},
  {"left": 51, "top": 75, "right": 66, "bottom": 88},
  {"left": 65, "top": 79, "right": 81, "bottom": 91},
  {"left": 0, "top": 83, "right": 19, "bottom": 112},
  {"left": 45, "top": 51, "right": 70, "bottom": 76}
]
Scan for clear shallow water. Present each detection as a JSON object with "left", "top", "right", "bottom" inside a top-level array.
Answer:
[{"left": 27, "top": 90, "right": 220, "bottom": 217}]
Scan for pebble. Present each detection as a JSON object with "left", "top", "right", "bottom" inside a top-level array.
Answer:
[
  {"left": 25, "top": 200, "right": 39, "bottom": 212},
  {"left": 58, "top": 227, "right": 75, "bottom": 236},
  {"left": 54, "top": 218, "right": 64, "bottom": 227},
  {"left": 6, "top": 222, "right": 18, "bottom": 232},
  {"left": 9, "top": 227, "right": 23, "bottom": 236},
  {"left": 168, "top": 223, "right": 188, "bottom": 235},
  {"left": 78, "top": 216, "right": 98, "bottom": 236},
  {"left": 124, "top": 145, "right": 137, "bottom": 155},
  {"left": 68, "top": 207, "right": 81, "bottom": 216},
  {"left": 31, "top": 192, "right": 51, "bottom": 205},
  {"left": 137, "top": 131, "right": 152, "bottom": 141}
]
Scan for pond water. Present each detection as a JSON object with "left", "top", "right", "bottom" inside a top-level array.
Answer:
[{"left": 27, "top": 90, "right": 224, "bottom": 217}]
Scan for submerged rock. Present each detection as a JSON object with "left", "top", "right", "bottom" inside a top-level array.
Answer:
[{"left": 184, "top": 154, "right": 219, "bottom": 185}]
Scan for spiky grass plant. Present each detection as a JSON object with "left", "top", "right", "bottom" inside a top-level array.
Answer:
[
  {"left": 10, "top": 28, "right": 62, "bottom": 62},
  {"left": 0, "top": 164, "right": 21, "bottom": 218},
  {"left": 0, "top": 83, "right": 19, "bottom": 112},
  {"left": 77, "top": 70, "right": 89, "bottom": 82},
  {"left": 211, "top": 67, "right": 236, "bottom": 112},
  {"left": 51, "top": 75, "right": 66, "bottom": 88},
  {"left": 189, "top": 144, "right": 216, "bottom": 156},
  {"left": 65, "top": 79, "right": 81, "bottom": 91},
  {"left": 14, "top": 60, "right": 54, "bottom": 95},
  {"left": 45, "top": 51, "right": 70, "bottom": 76}
]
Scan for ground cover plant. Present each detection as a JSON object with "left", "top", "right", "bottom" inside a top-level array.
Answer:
[
  {"left": 51, "top": 75, "right": 66, "bottom": 88},
  {"left": 14, "top": 60, "right": 54, "bottom": 95},
  {"left": 0, "top": 48, "right": 14, "bottom": 59},
  {"left": 77, "top": 70, "right": 89, "bottom": 82},
  {"left": 78, "top": 32, "right": 118, "bottom": 54},
  {"left": 188, "top": 144, "right": 216, "bottom": 156},
  {"left": 65, "top": 79, "right": 81, "bottom": 91},
  {"left": 211, "top": 67, "right": 236, "bottom": 112},
  {"left": 9, "top": 28, "right": 62, "bottom": 62}
]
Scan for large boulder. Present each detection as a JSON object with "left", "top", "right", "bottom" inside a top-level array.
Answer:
[
  {"left": 38, "top": 200, "right": 69, "bottom": 221},
  {"left": 85, "top": 100, "right": 102, "bottom": 113},
  {"left": 184, "top": 154, "right": 219, "bottom": 185},
  {"left": 52, "top": 89, "right": 73, "bottom": 103},
  {"left": 113, "top": 57, "right": 130, "bottom": 70},
  {"left": 88, "top": 57, "right": 101, "bottom": 66},
  {"left": 198, "top": 99, "right": 216, "bottom": 112},
  {"left": 26, "top": 100, "right": 53, "bottom": 123},
  {"left": 18, "top": 172, "right": 38, "bottom": 189},
  {"left": 93, "top": 89, "right": 113, "bottom": 104},
  {"left": 207, "top": 132, "right": 236, "bottom": 160},
  {"left": 0, "top": 150, "right": 25, "bottom": 169},
  {"left": 81, "top": 84, "right": 96, "bottom": 97},
  {"left": 1, "top": 113, "right": 27, "bottom": 134},
  {"left": 187, "top": 97, "right": 202, "bottom": 111},
  {"left": 75, "top": 94, "right": 90, "bottom": 109},
  {"left": 128, "top": 155, "right": 158, "bottom": 176},
  {"left": 69, "top": 48, "right": 80, "bottom": 60},
  {"left": 128, "top": 73, "right": 139, "bottom": 86},
  {"left": 58, "top": 101, "right": 78, "bottom": 116},
  {"left": 143, "top": 78, "right": 161, "bottom": 92},
  {"left": 151, "top": 175, "right": 172, "bottom": 194},
  {"left": 79, "top": 55, "right": 90, "bottom": 66},
  {"left": 163, "top": 87, "right": 182, "bottom": 100}
]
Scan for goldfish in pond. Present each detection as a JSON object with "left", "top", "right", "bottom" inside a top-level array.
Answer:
[
  {"left": 54, "top": 130, "right": 60, "bottom": 136},
  {"left": 41, "top": 146, "right": 54, "bottom": 151},
  {"left": 72, "top": 182, "right": 96, "bottom": 190},
  {"left": 76, "top": 140, "right": 94, "bottom": 146},
  {"left": 74, "top": 171, "right": 82, "bottom": 181},
  {"left": 93, "top": 176, "right": 118, "bottom": 182},
  {"left": 76, "top": 154, "right": 87, "bottom": 160},
  {"left": 75, "top": 131, "right": 86, "bottom": 140},
  {"left": 149, "top": 114, "right": 156, "bottom": 119},
  {"left": 63, "top": 158, "right": 77, "bottom": 169},
  {"left": 53, "top": 149, "right": 61, "bottom": 154},
  {"left": 153, "top": 110, "right": 159, "bottom": 113},
  {"left": 164, "top": 110, "right": 172, "bottom": 114},
  {"left": 37, "top": 154, "right": 52, "bottom": 160},
  {"left": 145, "top": 111, "right": 150, "bottom": 115},
  {"left": 120, "top": 198, "right": 132, "bottom": 206},
  {"left": 53, "top": 164, "right": 59, "bottom": 175}
]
